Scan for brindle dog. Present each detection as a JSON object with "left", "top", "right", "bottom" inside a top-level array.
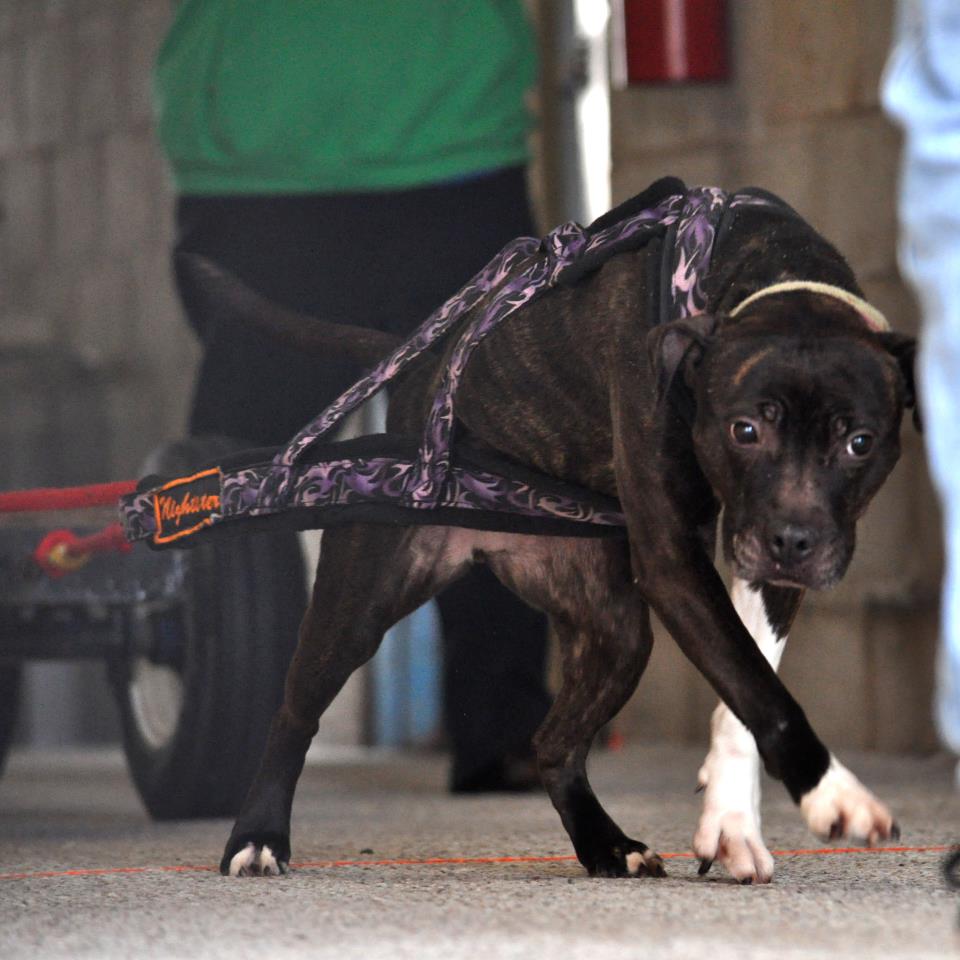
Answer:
[{"left": 198, "top": 192, "right": 915, "bottom": 884}]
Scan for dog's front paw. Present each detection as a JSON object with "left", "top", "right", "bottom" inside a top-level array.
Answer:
[
  {"left": 694, "top": 738, "right": 773, "bottom": 884},
  {"left": 578, "top": 837, "right": 667, "bottom": 878},
  {"left": 220, "top": 832, "right": 291, "bottom": 877},
  {"left": 693, "top": 808, "right": 774, "bottom": 885},
  {"left": 800, "top": 758, "right": 900, "bottom": 845}
]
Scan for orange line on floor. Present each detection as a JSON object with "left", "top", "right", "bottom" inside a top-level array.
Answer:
[{"left": 0, "top": 844, "right": 951, "bottom": 883}]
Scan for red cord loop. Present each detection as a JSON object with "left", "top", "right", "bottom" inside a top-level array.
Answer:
[{"left": 33, "top": 524, "right": 133, "bottom": 578}]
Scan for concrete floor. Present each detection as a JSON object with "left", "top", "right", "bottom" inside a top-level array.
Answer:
[{"left": 0, "top": 743, "right": 958, "bottom": 960}]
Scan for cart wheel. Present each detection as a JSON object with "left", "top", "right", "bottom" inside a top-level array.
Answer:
[
  {"left": 109, "top": 436, "right": 307, "bottom": 820},
  {"left": 0, "top": 664, "right": 22, "bottom": 778}
]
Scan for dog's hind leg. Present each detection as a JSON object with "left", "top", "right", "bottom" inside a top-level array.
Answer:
[
  {"left": 486, "top": 537, "right": 664, "bottom": 878},
  {"left": 693, "top": 579, "right": 801, "bottom": 884},
  {"left": 538, "top": 615, "right": 664, "bottom": 878},
  {"left": 220, "top": 524, "right": 472, "bottom": 877}
]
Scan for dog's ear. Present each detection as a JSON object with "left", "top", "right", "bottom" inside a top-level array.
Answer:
[
  {"left": 875, "top": 331, "right": 921, "bottom": 432},
  {"left": 646, "top": 314, "right": 718, "bottom": 402}
]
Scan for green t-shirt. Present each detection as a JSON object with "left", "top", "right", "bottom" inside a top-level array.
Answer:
[{"left": 154, "top": 0, "right": 537, "bottom": 195}]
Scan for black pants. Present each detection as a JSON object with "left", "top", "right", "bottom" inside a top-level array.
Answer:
[{"left": 173, "top": 167, "right": 551, "bottom": 787}]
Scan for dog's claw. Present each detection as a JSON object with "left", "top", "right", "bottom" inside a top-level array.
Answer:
[
  {"left": 890, "top": 821, "right": 901, "bottom": 842},
  {"left": 698, "top": 858, "right": 714, "bottom": 876},
  {"left": 694, "top": 782, "right": 705, "bottom": 794},
  {"left": 740, "top": 877, "right": 753, "bottom": 886}
]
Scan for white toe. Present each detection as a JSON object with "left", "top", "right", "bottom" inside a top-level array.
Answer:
[
  {"left": 258, "top": 845, "right": 281, "bottom": 876},
  {"left": 800, "top": 756, "right": 896, "bottom": 842},
  {"left": 228, "top": 842, "right": 257, "bottom": 877}
]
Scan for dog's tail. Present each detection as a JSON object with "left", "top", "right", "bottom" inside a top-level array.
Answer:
[{"left": 173, "top": 252, "right": 404, "bottom": 366}]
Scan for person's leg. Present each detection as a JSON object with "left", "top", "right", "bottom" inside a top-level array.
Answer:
[
  {"left": 884, "top": 4, "right": 960, "bottom": 760},
  {"left": 440, "top": 565, "right": 551, "bottom": 791},
  {"left": 365, "top": 168, "right": 552, "bottom": 790}
]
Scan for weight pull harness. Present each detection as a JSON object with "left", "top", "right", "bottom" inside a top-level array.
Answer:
[{"left": 118, "top": 178, "right": 783, "bottom": 549}]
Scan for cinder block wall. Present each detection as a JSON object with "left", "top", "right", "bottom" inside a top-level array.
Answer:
[
  {"left": 612, "top": 0, "right": 942, "bottom": 753},
  {"left": 0, "top": 0, "right": 189, "bottom": 483},
  {"left": 0, "top": 0, "right": 185, "bottom": 746}
]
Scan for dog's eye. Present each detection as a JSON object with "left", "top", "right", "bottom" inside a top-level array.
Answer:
[
  {"left": 846, "top": 432, "right": 874, "bottom": 457},
  {"left": 730, "top": 420, "right": 759, "bottom": 445}
]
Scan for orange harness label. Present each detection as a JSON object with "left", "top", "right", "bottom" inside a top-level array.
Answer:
[{"left": 152, "top": 468, "right": 222, "bottom": 544}]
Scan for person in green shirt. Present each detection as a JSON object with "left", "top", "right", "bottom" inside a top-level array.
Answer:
[
  {"left": 156, "top": 0, "right": 535, "bottom": 195},
  {"left": 155, "top": 0, "right": 550, "bottom": 792}
]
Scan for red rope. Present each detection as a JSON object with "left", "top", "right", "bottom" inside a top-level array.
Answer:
[
  {"left": 0, "top": 843, "right": 951, "bottom": 883},
  {"left": 0, "top": 479, "right": 139, "bottom": 577},
  {"left": 0, "top": 480, "right": 137, "bottom": 514}
]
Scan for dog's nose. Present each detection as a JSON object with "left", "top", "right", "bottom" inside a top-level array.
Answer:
[{"left": 767, "top": 523, "right": 818, "bottom": 565}]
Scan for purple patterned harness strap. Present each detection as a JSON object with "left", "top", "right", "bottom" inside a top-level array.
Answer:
[{"left": 120, "top": 182, "right": 771, "bottom": 547}]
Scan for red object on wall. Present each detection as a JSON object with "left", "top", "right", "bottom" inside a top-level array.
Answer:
[{"left": 622, "top": 0, "right": 729, "bottom": 84}]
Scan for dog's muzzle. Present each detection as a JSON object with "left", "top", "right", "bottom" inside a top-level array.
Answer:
[{"left": 730, "top": 523, "right": 851, "bottom": 590}]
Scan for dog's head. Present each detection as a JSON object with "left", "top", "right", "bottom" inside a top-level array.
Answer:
[{"left": 649, "top": 290, "right": 917, "bottom": 590}]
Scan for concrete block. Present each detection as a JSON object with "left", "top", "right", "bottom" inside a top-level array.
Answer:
[
  {"left": 124, "top": 0, "right": 175, "bottom": 124},
  {"left": 53, "top": 142, "right": 104, "bottom": 259},
  {"left": 855, "top": 0, "right": 897, "bottom": 109},
  {"left": 808, "top": 116, "right": 901, "bottom": 278},
  {"left": 130, "top": 239, "right": 198, "bottom": 409},
  {"left": 726, "top": 122, "right": 823, "bottom": 220},
  {"left": 0, "top": 264, "right": 41, "bottom": 329},
  {"left": 620, "top": 619, "right": 712, "bottom": 746},
  {"left": 33, "top": 256, "right": 73, "bottom": 341},
  {"left": 611, "top": 84, "right": 736, "bottom": 161},
  {"left": 1, "top": 153, "right": 52, "bottom": 270},
  {"left": 22, "top": 26, "right": 68, "bottom": 148},
  {"left": 908, "top": 441, "right": 945, "bottom": 585},
  {"left": 859, "top": 274, "right": 921, "bottom": 337},
  {"left": 69, "top": 1, "right": 126, "bottom": 19},
  {"left": 724, "top": 0, "right": 773, "bottom": 139},
  {"left": 41, "top": 0, "right": 70, "bottom": 23},
  {"left": 130, "top": 241, "right": 176, "bottom": 338},
  {"left": 0, "top": 312, "right": 56, "bottom": 350},
  {"left": 0, "top": 43, "right": 21, "bottom": 157},
  {"left": 66, "top": 256, "right": 135, "bottom": 364},
  {"left": 103, "top": 130, "right": 161, "bottom": 251},
  {"left": 103, "top": 377, "right": 159, "bottom": 479},
  {"left": 864, "top": 598, "right": 939, "bottom": 753},
  {"left": 612, "top": 147, "right": 726, "bottom": 205},
  {"left": 11, "top": 1, "right": 44, "bottom": 36},
  {"left": 157, "top": 178, "right": 176, "bottom": 245},
  {"left": 72, "top": 11, "right": 122, "bottom": 138},
  {"left": 781, "top": 602, "right": 873, "bottom": 750},
  {"left": 753, "top": 0, "right": 862, "bottom": 126}
]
